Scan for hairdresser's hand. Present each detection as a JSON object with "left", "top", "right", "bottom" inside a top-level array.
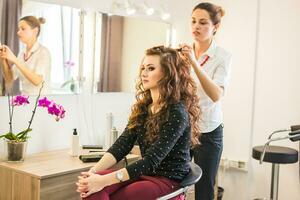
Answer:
[
  {"left": 179, "top": 43, "right": 198, "bottom": 65},
  {"left": 0, "top": 45, "right": 17, "bottom": 63},
  {"left": 0, "top": 44, "right": 4, "bottom": 61},
  {"left": 76, "top": 171, "right": 105, "bottom": 198}
]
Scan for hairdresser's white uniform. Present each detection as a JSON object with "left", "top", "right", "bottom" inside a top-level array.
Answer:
[
  {"left": 12, "top": 41, "right": 51, "bottom": 95},
  {"left": 191, "top": 40, "right": 231, "bottom": 133},
  {"left": 192, "top": 39, "right": 232, "bottom": 200}
]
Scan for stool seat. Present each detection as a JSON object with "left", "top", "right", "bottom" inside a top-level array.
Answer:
[{"left": 252, "top": 145, "right": 298, "bottom": 164}]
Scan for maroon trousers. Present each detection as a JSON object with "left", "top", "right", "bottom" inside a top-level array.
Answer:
[{"left": 83, "top": 170, "right": 184, "bottom": 200}]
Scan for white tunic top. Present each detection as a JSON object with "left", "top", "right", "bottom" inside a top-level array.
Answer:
[
  {"left": 13, "top": 42, "right": 51, "bottom": 95},
  {"left": 191, "top": 40, "right": 232, "bottom": 133}
]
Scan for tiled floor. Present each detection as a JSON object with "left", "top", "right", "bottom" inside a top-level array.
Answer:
[
  {"left": 186, "top": 185, "right": 221, "bottom": 200},
  {"left": 186, "top": 186, "right": 195, "bottom": 200}
]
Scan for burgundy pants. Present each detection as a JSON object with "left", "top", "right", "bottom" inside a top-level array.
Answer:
[{"left": 83, "top": 170, "right": 184, "bottom": 200}]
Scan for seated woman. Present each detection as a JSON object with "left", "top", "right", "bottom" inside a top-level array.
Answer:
[
  {"left": 76, "top": 46, "right": 200, "bottom": 200},
  {"left": 0, "top": 16, "right": 51, "bottom": 95}
]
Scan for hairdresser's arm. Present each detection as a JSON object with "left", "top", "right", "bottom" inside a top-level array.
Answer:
[
  {"left": 0, "top": 45, "right": 43, "bottom": 86},
  {"left": 190, "top": 57, "right": 223, "bottom": 102},
  {"left": 180, "top": 44, "right": 223, "bottom": 102}
]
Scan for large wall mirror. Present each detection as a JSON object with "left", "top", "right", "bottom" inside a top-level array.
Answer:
[
  {"left": 93, "top": 14, "right": 171, "bottom": 93},
  {"left": 1, "top": 0, "right": 171, "bottom": 95},
  {"left": 0, "top": 0, "right": 81, "bottom": 95}
]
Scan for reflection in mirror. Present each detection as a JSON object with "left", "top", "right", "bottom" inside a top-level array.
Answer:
[
  {"left": 94, "top": 14, "right": 171, "bottom": 92},
  {"left": 0, "top": 0, "right": 81, "bottom": 95}
]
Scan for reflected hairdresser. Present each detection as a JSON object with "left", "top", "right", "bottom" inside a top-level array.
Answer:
[{"left": 0, "top": 16, "right": 51, "bottom": 95}]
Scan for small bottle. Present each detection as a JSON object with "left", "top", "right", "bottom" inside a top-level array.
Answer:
[
  {"left": 70, "top": 128, "right": 79, "bottom": 157},
  {"left": 105, "top": 113, "right": 113, "bottom": 150},
  {"left": 110, "top": 127, "right": 118, "bottom": 146}
]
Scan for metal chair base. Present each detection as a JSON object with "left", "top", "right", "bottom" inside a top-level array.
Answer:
[{"left": 270, "top": 163, "right": 279, "bottom": 200}]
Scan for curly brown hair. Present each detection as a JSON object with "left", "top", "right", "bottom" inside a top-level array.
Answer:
[{"left": 128, "top": 46, "right": 201, "bottom": 145}]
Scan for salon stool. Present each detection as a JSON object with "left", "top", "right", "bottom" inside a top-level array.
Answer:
[
  {"left": 252, "top": 145, "right": 298, "bottom": 200},
  {"left": 157, "top": 162, "right": 202, "bottom": 200}
]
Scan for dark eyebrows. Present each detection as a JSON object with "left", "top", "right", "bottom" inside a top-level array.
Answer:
[
  {"left": 141, "top": 63, "right": 155, "bottom": 68},
  {"left": 200, "top": 19, "right": 209, "bottom": 22},
  {"left": 191, "top": 17, "right": 209, "bottom": 22}
]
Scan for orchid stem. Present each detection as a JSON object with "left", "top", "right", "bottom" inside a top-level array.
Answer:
[
  {"left": 7, "top": 93, "right": 13, "bottom": 133},
  {"left": 25, "top": 82, "right": 44, "bottom": 136}
]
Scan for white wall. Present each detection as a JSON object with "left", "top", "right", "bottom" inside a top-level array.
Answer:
[
  {"left": 250, "top": 0, "right": 300, "bottom": 199},
  {"left": 0, "top": 0, "right": 299, "bottom": 199}
]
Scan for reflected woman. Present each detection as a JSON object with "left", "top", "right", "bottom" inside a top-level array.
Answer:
[{"left": 0, "top": 16, "right": 51, "bottom": 95}]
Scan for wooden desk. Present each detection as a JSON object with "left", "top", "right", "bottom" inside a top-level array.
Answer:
[{"left": 0, "top": 149, "right": 140, "bottom": 200}]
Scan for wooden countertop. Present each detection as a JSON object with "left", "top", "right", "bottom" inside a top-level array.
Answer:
[{"left": 0, "top": 149, "right": 139, "bottom": 179}]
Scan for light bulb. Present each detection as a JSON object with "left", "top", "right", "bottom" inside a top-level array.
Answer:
[
  {"left": 146, "top": 7, "right": 154, "bottom": 15},
  {"left": 124, "top": 0, "right": 136, "bottom": 15},
  {"left": 126, "top": 7, "right": 136, "bottom": 15},
  {"left": 160, "top": 5, "right": 170, "bottom": 20},
  {"left": 142, "top": 2, "right": 154, "bottom": 16},
  {"left": 161, "top": 12, "right": 170, "bottom": 20}
]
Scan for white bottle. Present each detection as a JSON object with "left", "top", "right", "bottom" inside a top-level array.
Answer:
[
  {"left": 105, "top": 113, "right": 113, "bottom": 150},
  {"left": 110, "top": 127, "right": 118, "bottom": 146},
  {"left": 70, "top": 128, "right": 79, "bottom": 157}
]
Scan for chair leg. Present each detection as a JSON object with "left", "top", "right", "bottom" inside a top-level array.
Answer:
[{"left": 270, "top": 164, "right": 279, "bottom": 200}]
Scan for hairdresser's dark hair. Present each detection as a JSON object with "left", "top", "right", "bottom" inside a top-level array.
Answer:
[
  {"left": 20, "top": 16, "right": 46, "bottom": 37},
  {"left": 193, "top": 2, "right": 225, "bottom": 25}
]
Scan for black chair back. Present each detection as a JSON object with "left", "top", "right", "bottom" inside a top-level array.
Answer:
[{"left": 157, "top": 162, "right": 202, "bottom": 200}]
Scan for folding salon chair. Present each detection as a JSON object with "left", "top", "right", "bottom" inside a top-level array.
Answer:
[
  {"left": 252, "top": 125, "right": 300, "bottom": 200},
  {"left": 157, "top": 162, "right": 202, "bottom": 200}
]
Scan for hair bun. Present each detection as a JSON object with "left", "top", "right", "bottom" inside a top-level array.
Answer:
[
  {"left": 38, "top": 17, "right": 46, "bottom": 24},
  {"left": 218, "top": 7, "right": 225, "bottom": 17}
]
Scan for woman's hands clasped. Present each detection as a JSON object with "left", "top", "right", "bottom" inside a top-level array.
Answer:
[{"left": 76, "top": 171, "right": 106, "bottom": 198}]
